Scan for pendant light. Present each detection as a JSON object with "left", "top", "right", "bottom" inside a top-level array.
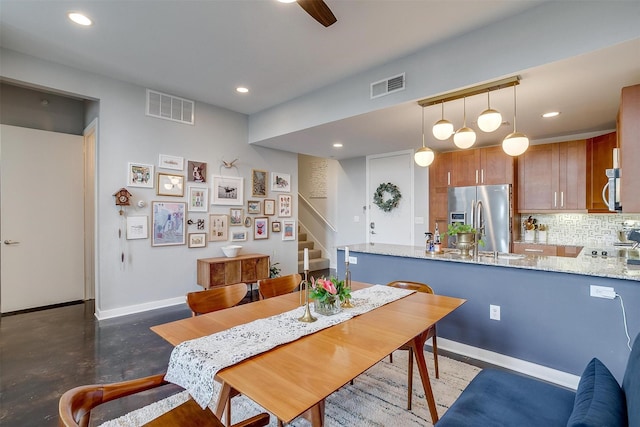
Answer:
[
  {"left": 477, "top": 90, "right": 502, "bottom": 132},
  {"left": 502, "top": 85, "right": 529, "bottom": 156},
  {"left": 453, "top": 97, "right": 476, "bottom": 149},
  {"left": 432, "top": 101, "right": 454, "bottom": 140},
  {"left": 415, "top": 106, "right": 435, "bottom": 167}
]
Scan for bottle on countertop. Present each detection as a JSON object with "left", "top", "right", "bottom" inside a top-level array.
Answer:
[
  {"left": 434, "top": 223, "right": 441, "bottom": 252},
  {"left": 425, "top": 232, "right": 434, "bottom": 252}
]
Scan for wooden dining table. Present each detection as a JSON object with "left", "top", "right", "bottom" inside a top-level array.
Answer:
[{"left": 151, "top": 281, "right": 466, "bottom": 425}]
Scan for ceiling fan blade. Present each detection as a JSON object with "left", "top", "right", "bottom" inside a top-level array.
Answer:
[{"left": 297, "top": 0, "right": 337, "bottom": 27}]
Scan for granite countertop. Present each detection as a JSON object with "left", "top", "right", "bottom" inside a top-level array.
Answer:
[{"left": 343, "top": 243, "right": 640, "bottom": 282}]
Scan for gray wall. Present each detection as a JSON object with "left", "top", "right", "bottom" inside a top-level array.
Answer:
[
  {"left": 1, "top": 48, "right": 299, "bottom": 318},
  {"left": 338, "top": 250, "right": 640, "bottom": 383}
]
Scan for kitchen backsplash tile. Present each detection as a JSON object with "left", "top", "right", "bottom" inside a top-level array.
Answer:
[{"left": 518, "top": 213, "right": 640, "bottom": 247}]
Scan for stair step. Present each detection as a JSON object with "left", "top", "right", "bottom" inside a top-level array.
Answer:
[
  {"left": 298, "top": 241, "right": 314, "bottom": 251},
  {"left": 298, "top": 257, "right": 330, "bottom": 274},
  {"left": 298, "top": 248, "right": 322, "bottom": 261},
  {"left": 299, "top": 232, "right": 307, "bottom": 242}
]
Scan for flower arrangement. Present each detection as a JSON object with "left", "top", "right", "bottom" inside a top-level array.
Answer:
[{"left": 309, "top": 276, "right": 351, "bottom": 304}]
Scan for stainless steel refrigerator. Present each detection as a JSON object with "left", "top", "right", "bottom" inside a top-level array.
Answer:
[{"left": 447, "top": 184, "right": 512, "bottom": 253}]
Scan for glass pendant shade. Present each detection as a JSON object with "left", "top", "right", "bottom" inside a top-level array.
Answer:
[
  {"left": 477, "top": 108, "right": 502, "bottom": 132},
  {"left": 502, "top": 132, "right": 529, "bottom": 156},
  {"left": 433, "top": 119, "right": 454, "bottom": 140},
  {"left": 415, "top": 147, "right": 435, "bottom": 167},
  {"left": 453, "top": 127, "right": 476, "bottom": 149}
]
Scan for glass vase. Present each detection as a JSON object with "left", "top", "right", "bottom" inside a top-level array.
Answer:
[{"left": 314, "top": 296, "right": 342, "bottom": 316}]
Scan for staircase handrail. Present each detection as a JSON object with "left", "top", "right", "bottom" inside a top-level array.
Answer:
[{"left": 298, "top": 193, "right": 337, "bottom": 232}]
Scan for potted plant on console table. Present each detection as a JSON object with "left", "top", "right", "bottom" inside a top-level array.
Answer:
[{"left": 447, "top": 223, "right": 484, "bottom": 258}]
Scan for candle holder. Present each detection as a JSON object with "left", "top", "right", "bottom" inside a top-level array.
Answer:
[
  {"left": 298, "top": 270, "right": 317, "bottom": 323},
  {"left": 341, "top": 261, "right": 354, "bottom": 308}
]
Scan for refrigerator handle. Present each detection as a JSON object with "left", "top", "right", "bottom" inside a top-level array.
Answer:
[{"left": 471, "top": 200, "right": 476, "bottom": 228}]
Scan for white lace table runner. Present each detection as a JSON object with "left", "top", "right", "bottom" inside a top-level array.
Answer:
[{"left": 165, "top": 285, "right": 414, "bottom": 409}]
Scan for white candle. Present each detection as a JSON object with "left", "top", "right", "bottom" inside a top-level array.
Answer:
[
  {"left": 304, "top": 248, "right": 309, "bottom": 271},
  {"left": 345, "top": 246, "right": 349, "bottom": 262}
]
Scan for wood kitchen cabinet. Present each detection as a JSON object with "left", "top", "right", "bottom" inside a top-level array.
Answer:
[
  {"left": 619, "top": 84, "right": 640, "bottom": 213},
  {"left": 586, "top": 131, "right": 616, "bottom": 212},
  {"left": 428, "top": 152, "right": 452, "bottom": 244},
  {"left": 452, "top": 146, "right": 515, "bottom": 186},
  {"left": 517, "top": 140, "right": 586, "bottom": 212},
  {"left": 197, "top": 253, "right": 270, "bottom": 289}
]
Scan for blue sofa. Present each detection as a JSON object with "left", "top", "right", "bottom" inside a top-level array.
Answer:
[{"left": 437, "top": 332, "right": 639, "bottom": 426}]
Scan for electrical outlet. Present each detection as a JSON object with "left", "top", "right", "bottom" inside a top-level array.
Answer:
[
  {"left": 490, "top": 304, "right": 500, "bottom": 321},
  {"left": 590, "top": 285, "right": 616, "bottom": 299},
  {"left": 348, "top": 256, "right": 357, "bottom": 264}
]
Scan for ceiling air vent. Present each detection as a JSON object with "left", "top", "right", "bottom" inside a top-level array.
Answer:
[
  {"left": 146, "top": 89, "right": 194, "bottom": 125},
  {"left": 370, "top": 73, "right": 406, "bottom": 99}
]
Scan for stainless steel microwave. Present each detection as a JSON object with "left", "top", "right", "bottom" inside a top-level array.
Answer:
[{"left": 603, "top": 168, "right": 621, "bottom": 212}]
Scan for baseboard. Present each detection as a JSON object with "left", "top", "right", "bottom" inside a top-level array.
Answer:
[
  {"left": 438, "top": 338, "right": 580, "bottom": 390},
  {"left": 95, "top": 296, "right": 185, "bottom": 320}
]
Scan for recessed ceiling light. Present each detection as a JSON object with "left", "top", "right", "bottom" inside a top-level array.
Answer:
[
  {"left": 333, "top": 143, "right": 343, "bottom": 148},
  {"left": 277, "top": 0, "right": 297, "bottom": 3},
  {"left": 542, "top": 111, "right": 560, "bottom": 118},
  {"left": 236, "top": 87, "right": 249, "bottom": 93},
  {"left": 67, "top": 12, "right": 92, "bottom": 26}
]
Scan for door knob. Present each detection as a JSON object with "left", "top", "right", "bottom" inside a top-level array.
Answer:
[{"left": 4, "top": 240, "right": 20, "bottom": 245}]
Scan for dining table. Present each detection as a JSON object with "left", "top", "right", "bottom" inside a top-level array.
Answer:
[{"left": 151, "top": 281, "right": 466, "bottom": 426}]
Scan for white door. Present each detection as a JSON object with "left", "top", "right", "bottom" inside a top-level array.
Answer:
[
  {"left": 1, "top": 125, "right": 85, "bottom": 313},
  {"left": 367, "top": 150, "right": 414, "bottom": 245}
]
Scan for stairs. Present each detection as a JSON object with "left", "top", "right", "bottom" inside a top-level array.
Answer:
[{"left": 298, "top": 231, "right": 330, "bottom": 277}]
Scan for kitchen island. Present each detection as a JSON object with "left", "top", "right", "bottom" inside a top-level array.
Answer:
[{"left": 337, "top": 243, "right": 640, "bottom": 386}]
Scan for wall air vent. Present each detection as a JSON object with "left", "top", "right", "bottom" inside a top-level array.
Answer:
[
  {"left": 146, "top": 89, "right": 194, "bottom": 125},
  {"left": 370, "top": 73, "right": 406, "bottom": 99}
]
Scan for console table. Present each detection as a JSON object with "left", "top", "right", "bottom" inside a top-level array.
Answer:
[{"left": 196, "top": 253, "right": 270, "bottom": 290}]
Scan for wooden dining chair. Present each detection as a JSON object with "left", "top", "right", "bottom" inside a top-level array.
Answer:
[
  {"left": 257, "top": 273, "right": 302, "bottom": 300},
  {"left": 387, "top": 280, "right": 439, "bottom": 410},
  {"left": 187, "top": 282, "right": 248, "bottom": 316},
  {"left": 58, "top": 372, "right": 270, "bottom": 427}
]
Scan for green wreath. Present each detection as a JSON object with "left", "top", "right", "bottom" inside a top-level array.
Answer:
[{"left": 373, "top": 182, "right": 402, "bottom": 212}]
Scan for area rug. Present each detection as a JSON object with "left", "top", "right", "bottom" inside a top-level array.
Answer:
[{"left": 99, "top": 351, "right": 480, "bottom": 427}]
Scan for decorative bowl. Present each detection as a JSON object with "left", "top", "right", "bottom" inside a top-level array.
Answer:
[{"left": 221, "top": 245, "right": 242, "bottom": 258}]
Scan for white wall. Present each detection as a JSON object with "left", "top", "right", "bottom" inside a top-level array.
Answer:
[
  {"left": 248, "top": 2, "right": 640, "bottom": 144},
  {"left": 0, "top": 48, "right": 299, "bottom": 318}
]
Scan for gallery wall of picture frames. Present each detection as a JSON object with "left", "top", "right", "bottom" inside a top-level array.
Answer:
[{"left": 123, "top": 155, "right": 295, "bottom": 248}]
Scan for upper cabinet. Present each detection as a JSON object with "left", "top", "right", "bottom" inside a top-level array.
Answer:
[
  {"left": 452, "top": 146, "right": 515, "bottom": 186},
  {"left": 429, "top": 152, "right": 453, "bottom": 242},
  {"left": 517, "top": 140, "right": 586, "bottom": 212},
  {"left": 586, "top": 131, "right": 616, "bottom": 213},
  {"left": 620, "top": 84, "right": 640, "bottom": 213}
]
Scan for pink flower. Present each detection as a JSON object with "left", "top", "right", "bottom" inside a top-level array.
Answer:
[{"left": 317, "top": 278, "right": 337, "bottom": 294}]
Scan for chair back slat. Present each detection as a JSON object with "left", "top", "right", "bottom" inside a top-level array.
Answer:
[
  {"left": 387, "top": 280, "right": 434, "bottom": 294},
  {"left": 187, "top": 282, "right": 248, "bottom": 316},
  {"left": 257, "top": 274, "right": 302, "bottom": 299}
]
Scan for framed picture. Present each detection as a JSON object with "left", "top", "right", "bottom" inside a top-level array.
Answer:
[
  {"left": 128, "top": 162, "right": 154, "bottom": 188},
  {"left": 158, "top": 154, "right": 184, "bottom": 170},
  {"left": 264, "top": 199, "right": 276, "bottom": 216},
  {"left": 282, "top": 220, "right": 296, "bottom": 241},
  {"left": 254, "top": 217, "right": 269, "bottom": 240},
  {"left": 212, "top": 175, "right": 244, "bottom": 206},
  {"left": 244, "top": 216, "right": 252, "bottom": 228},
  {"left": 188, "top": 233, "right": 207, "bottom": 248},
  {"left": 209, "top": 214, "right": 228, "bottom": 241},
  {"left": 231, "top": 230, "right": 248, "bottom": 242},
  {"left": 247, "top": 200, "right": 261, "bottom": 214},
  {"left": 187, "top": 160, "right": 207, "bottom": 183},
  {"left": 270, "top": 172, "right": 291, "bottom": 192},
  {"left": 187, "top": 186, "right": 208, "bottom": 212},
  {"left": 271, "top": 221, "right": 281, "bottom": 233},
  {"left": 151, "top": 202, "right": 186, "bottom": 246},
  {"left": 251, "top": 169, "right": 268, "bottom": 197},
  {"left": 157, "top": 173, "right": 185, "bottom": 197},
  {"left": 229, "top": 208, "right": 244, "bottom": 226},
  {"left": 278, "top": 194, "right": 292, "bottom": 217},
  {"left": 126, "top": 216, "right": 148, "bottom": 240}
]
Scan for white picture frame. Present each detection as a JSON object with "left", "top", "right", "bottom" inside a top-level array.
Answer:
[
  {"left": 212, "top": 175, "right": 244, "bottom": 206},
  {"left": 127, "top": 162, "right": 154, "bottom": 188},
  {"left": 187, "top": 186, "right": 208, "bottom": 212},
  {"left": 270, "top": 172, "right": 291, "bottom": 192},
  {"left": 282, "top": 220, "right": 296, "bottom": 241},
  {"left": 126, "top": 215, "right": 148, "bottom": 240},
  {"left": 278, "top": 194, "right": 292, "bottom": 217},
  {"left": 231, "top": 230, "right": 248, "bottom": 242},
  {"left": 158, "top": 154, "right": 184, "bottom": 171},
  {"left": 188, "top": 233, "right": 207, "bottom": 248}
]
